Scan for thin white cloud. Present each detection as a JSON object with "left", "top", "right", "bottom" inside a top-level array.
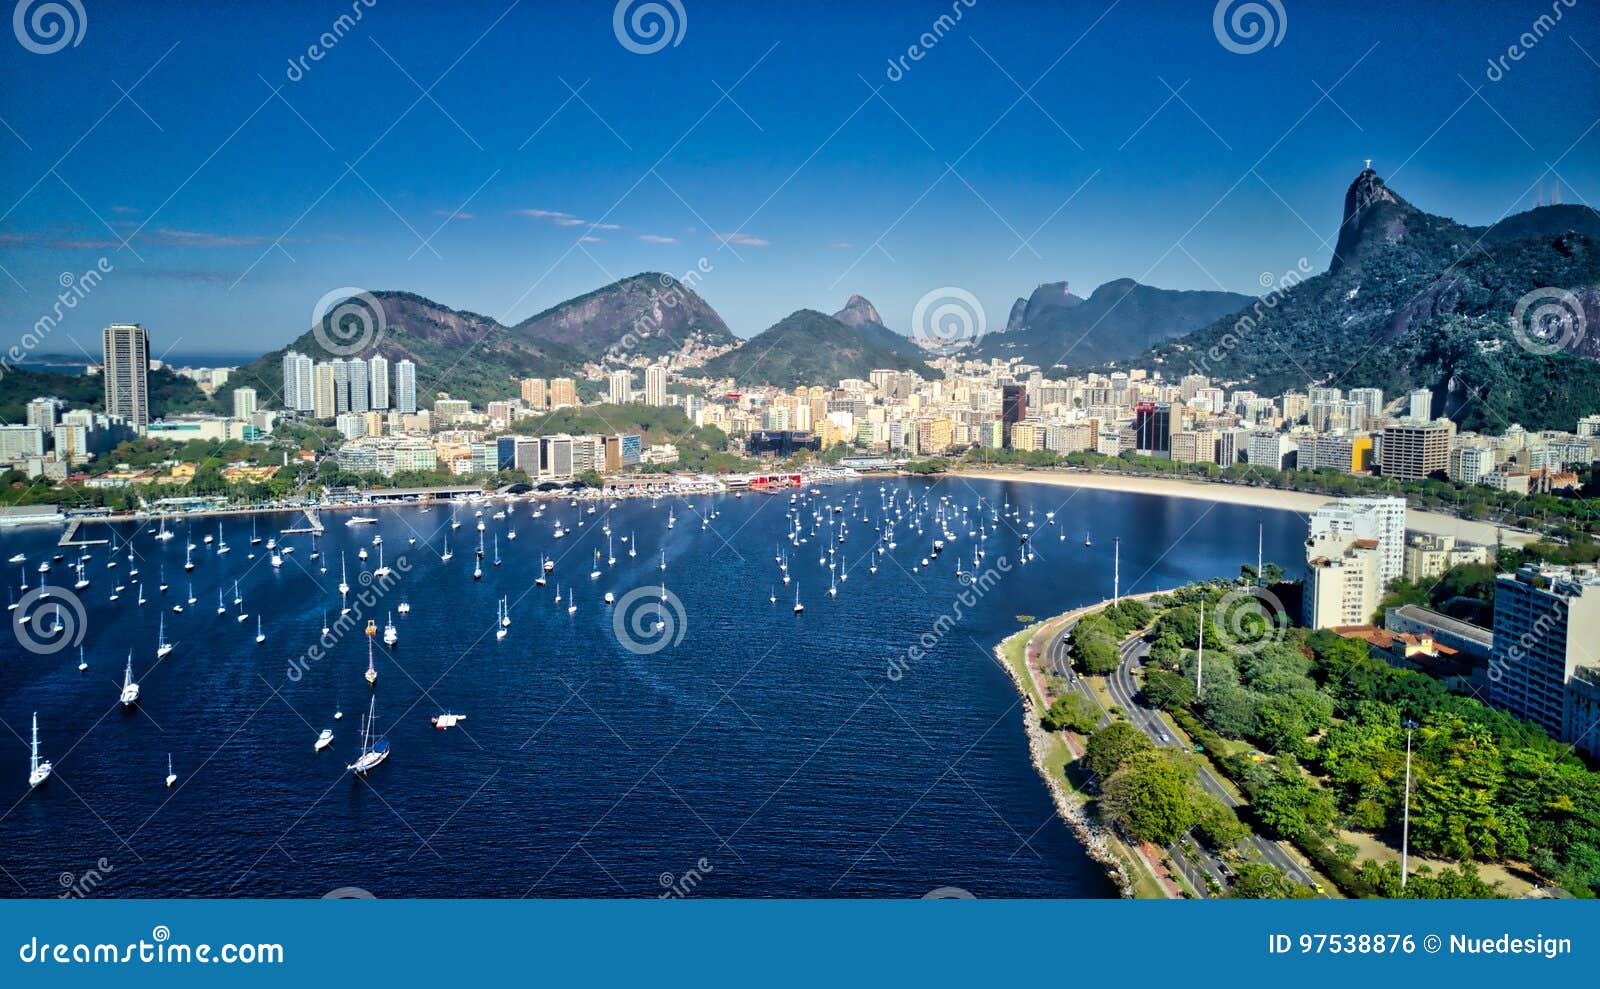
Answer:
[
  {"left": 580, "top": 236, "right": 602, "bottom": 243},
  {"left": 716, "top": 231, "right": 770, "bottom": 247},
  {"left": 828, "top": 241, "right": 852, "bottom": 249},
  {"left": 433, "top": 209, "right": 474, "bottom": 220},
  {"left": 638, "top": 234, "right": 679, "bottom": 244}
]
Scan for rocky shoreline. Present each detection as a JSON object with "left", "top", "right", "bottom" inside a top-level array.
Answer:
[{"left": 992, "top": 635, "right": 1134, "bottom": 898}]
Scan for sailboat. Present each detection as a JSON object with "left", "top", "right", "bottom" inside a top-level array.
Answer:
[
  {"left": 441, "top": 537, "right": 453, "bottom": 563},
  {"left": 120, "top": 654, "right": 140, "bottom": 707},
  {"left": 346, "top": 695, "right": 389, "bottom": 775},
  {"left": 250, "top": 518, "right": 261, "bottom": 545},
  {"left": 217, "top": 588, "right": 226, "bottom": 615},
  {"left": 156, "top": 615, "right": 173, "bottom": 659},
  {"left": 492, "top": 536, "right": 501, "bottom": 568},
  {"left": 472, "top": 556, "right": 482, "bottom": 580},
  {"left": 495, "top": 599, "right": 507, "bottom": 641},
  {"left": 383, "top": 612, "right": 397, "bottom": 647},
  {"left": 364, "top": 622, "right": 378, "bottom": 685},
  {"left": 28, "top": 713, "right": 52, "bottom": 788},
  {"left": 628, "top": 532, "right": 637, "bottom": 558},
  {"left": 770, "top": 587, "right": 777, "bottom": 604},
  {"left": 216, "top": 522, "right": 230, "bottom": 554},
  {"left": 793, "top": 586, "right": 804, "bottom": 614},
  {"left": 255, "top": 615, "right": 266, "bottom": 644},
  {"left": 607, "top": 534, "right": 616, "bottom": 567},
  {"left": 338, "top": 555, "right": 350, "bottom": 614},
  {"left": 659, "top": 549, "right": 666, "bottom": 572},
  {"left": 589, "top": 550, "right": 601, "bottom": 579},
  {"left": 73, "top": 559, "right": 89, "bottom": 590},
  {"left": 158, "top": 566, "right": 168, "bottom": 592},
  {"left": 476, "top": 532, "right": 485, "bottom": 559},
  {"left": 77, "top": 644, "right": 87, "bottom": 672},
  {"left": 321, "top": 612, "right": 331, "bottom": 637},
  {"left": 499, "top": 596, "right": 510, "bottom": 629},
  {"left": 164, "top": 754, "right": 177, "bottom": 787},
  {"left": 184, "top": 544, "right": 194, "bottom": 572},
  {"left": 1085, "top": 531, "right": 1092, "bottom": 548},
  {"left": 315, "top": 728, "right": 334, "bottom": 751},
  {"left": 373, "top": 544, "right": 391, "bottom": 578}
]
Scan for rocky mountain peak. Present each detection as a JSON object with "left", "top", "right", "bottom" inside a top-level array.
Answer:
[{"left": 833, "top": 294, "right": 885, "bottom": 329}]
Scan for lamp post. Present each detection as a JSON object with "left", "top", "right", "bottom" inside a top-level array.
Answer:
[{"left": 1401, "top": 718, "right": 1418, "bottom": 890}]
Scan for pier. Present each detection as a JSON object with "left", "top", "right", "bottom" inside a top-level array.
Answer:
[
  {"left": 280, "top": 508, "right": 325, "bottom": 535},
  {"left": 58, "top": 520, "right": 109, "bottom": 547}
]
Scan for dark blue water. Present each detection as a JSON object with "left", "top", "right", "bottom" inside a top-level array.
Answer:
[{"left": 0, "top": 478, "right": 1306, "bottom": 898}]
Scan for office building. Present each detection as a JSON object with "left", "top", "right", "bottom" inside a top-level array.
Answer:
[
  {"left": 1132, "top": 401, "right": 1173, "bottom": 456},
  {"left": 1380, "top": 421, "right": 1451, "bottom": 480},
  {"left": 1001, "top": 385, "right": 1027, "bottom": 447},
  {"left": 101, "top": 323, "right": 150, "bottom": 432}
]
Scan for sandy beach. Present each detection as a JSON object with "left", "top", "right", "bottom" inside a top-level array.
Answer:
[{"left": 958, "top": 469, "right": 1538, "bottom": 548}]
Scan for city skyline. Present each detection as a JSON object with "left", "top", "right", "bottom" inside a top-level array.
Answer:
[{"left": 2, "top": 0, "right": 1597, "bottom": 355}]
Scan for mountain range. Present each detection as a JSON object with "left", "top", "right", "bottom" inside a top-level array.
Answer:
[
  {"left": 974, "top": 278, "right": 1255, "bottom": 367},
  {"left": 1140, "top": 168, "right": 1600, "bottom": 432},
  {"left": 211, "top": 169, "right": 1600, "bottom": 433}
]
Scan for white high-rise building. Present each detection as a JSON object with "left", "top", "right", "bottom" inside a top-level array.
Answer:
[
  {"left": 331, "top": 360, "right": 351, "bottom": 415},
  {"left": 1407, "top": 387, "right": 1432, "bottom": 421},
  {"left": 644, "top": 364, "right": 667, "bottom": 407},
  {"left": 101, "top": 323, "right": 150, "bottom": 432},
  {"left": 1348, "top": 387, "right": 1384, "bottom": 418},
  {"left": 1307, "top": 496, "right": 1407, "bottom": 587},
  {"left": 1303, "top": 532, "right": 1383, "bottom": 629},
  {"left": 368, "top": 355, "right": 390, "bottom": 410},
  {"left": 347, "top": 359, "right": 370, "bottom": 414},
  {"left": 1490, "top": 564, "right": 1600, "bottom": 756},
  {"left": 282, "top": 351, "right": 314, "bottom": 412},
  {"left": 395, "top": 360, "right": 417, "bottom": 414},
  {"left": 233, "top": 387, "right": 258, "bottom": 421},
  {"left": 608, "top": 369, "right": 633, "bottom": 405}
]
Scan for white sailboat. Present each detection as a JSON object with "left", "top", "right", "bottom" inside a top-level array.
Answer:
[
  {"left": 441, "top": 538, "right": 453, "bottom": 563},
  {"left": 164, "top": 754, "right": 177, "bottom": 787},
  {"left": 315, "top": 728, "right": 334, "bottom": 751},
  {"left": 338, "top": 555, "right": 350, "bottom": 614},
  {"left": 364, "top": 622, "right": 378, "bottom": 685},
  {"left": 255, "top": 615, "right": 266, "bottom": 644},
  {"left": 184, "top": 543, "right": 194, "bottom": 572},
  {"left": 120, "top": 653, "right": 140, "bottom": 707},
  {"left": 346, "top": 694, "right": 389, "bottom": 774},
  {"left": 77, "top": 644, "right": 87, "bottom": 672},
  {"left": 383, "top": 612, "right": 397, "bottom": 647},
  {"left": 156, "top": 615, "right": 173, "bottom": 659},
  {"left": 373, "top": 544, "right": 391, "bottom": 579},
  {"left": 793, "top": 586, "right": 804, "bottom": 614},
  {"left": 28, "top": 713, "right": 52, "bottom": 788}
]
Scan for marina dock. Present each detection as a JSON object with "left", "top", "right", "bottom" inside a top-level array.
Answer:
[
  {"left": 280, "top": 509, "right": 324, "bottom": 535},
  {"left": 58, "top": 520, "right": 109, "bottom": 547}
]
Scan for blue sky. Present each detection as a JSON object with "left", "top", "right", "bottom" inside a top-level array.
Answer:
[{"left": 1, "top": 0, "right": 1596, "bottom": 356}]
